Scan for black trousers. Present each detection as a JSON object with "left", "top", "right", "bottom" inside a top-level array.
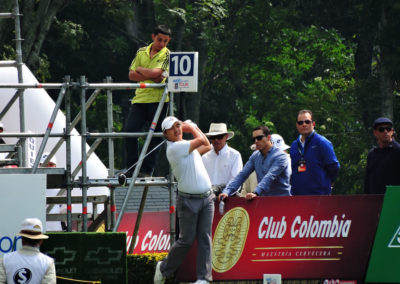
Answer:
[{"left": 123, "top": 103, "right": 167, "bottom": 174}]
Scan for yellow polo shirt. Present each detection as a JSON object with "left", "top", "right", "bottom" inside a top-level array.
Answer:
[{"left": 129, "top": 43, "right": 170, "bottom": 103}]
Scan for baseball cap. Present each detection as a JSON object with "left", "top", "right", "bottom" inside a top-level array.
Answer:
[
  {"left": 161, "top": 116, "right": 180, "bottom": 132},
  {"left": 17, "top": 218, "right": 48, "bottom": 239},
  {"left": 373, "top": 117, "right": 393, "bottom": 129},
  {"left": 270, "top": 134, "right": 290, "bottom": 151}
]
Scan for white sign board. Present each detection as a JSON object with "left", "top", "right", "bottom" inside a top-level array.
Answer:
[
  {"left": 168, "top": 52, "right": 198, "bottom": 92},
  {"left": 263, "top": 274, "right": 282, "bottom": 284},
  {"left": 0, "top": 174, "right": 46, "bottom": 255}
]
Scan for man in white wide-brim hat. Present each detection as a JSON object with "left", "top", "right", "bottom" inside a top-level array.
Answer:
[
  {"left": 0, "top": 218, "right": 56, "bottom": 284},
  {"left": 202, "top": 123, "right": 243, "bottom": 195}
]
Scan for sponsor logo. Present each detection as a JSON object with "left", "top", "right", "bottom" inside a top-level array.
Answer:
[
  {"left": 212, "top": 207, "right": 249, "bottom": 273},
  {"left": 323, "top": 280, "right": 357, "bottom": 284},
  {"left": 253, "top": 214, "right": 351, "bottom": 262},
  {"left": 46, "top": 247, "right": 76, "bottom": 265},
  {"left": 258, "top": 214, "right": 352, "bottom": 239},
  {"left": 172, "top": 78, "right": 190, "bottom": 89},
  {"left": 388, "top": 225, "right": 400, "bottom": 248},
  {"left": 125, "top": 230, "right": 171, "bottom": 253},
  {"left": 0, "top": 236, "right": 21, "bottom": 253},
  {"left": 13, "top": 268, "right": 32, "bottom": 284},
  {"left": 85, "top": 247, "right": 123, "bottom": 265}
]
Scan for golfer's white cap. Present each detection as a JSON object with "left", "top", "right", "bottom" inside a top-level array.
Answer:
[{"left": 162, "top": 116, "right": 180, "bottom": 132}]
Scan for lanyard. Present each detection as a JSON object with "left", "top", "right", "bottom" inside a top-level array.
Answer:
[{"left": 297, "top": 131, "right": 315, "bottom": 159}]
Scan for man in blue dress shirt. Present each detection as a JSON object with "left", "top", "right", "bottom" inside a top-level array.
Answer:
[{"left": 218, "top": 125, "right": 291, "bottom": 201}]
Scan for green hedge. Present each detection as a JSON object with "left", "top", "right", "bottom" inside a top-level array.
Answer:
[{"left": 127, "top": 253, "right": 176, "bottom": 284}]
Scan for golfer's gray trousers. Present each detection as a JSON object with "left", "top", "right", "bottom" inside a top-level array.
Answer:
[{"left": 160, "top": 192, "right": 215, "bottom": 281}]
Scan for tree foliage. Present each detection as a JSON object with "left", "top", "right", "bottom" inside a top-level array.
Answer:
[{"left": 1, "top": 0, "right": 399, "bottom": 193}]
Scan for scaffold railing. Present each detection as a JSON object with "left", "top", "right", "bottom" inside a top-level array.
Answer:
[
  {"left": 0, "top": 78, "right": 176, "bottom": 237},
  {"left": 1, "top": 0, "right": 178, "bottom": 247}
]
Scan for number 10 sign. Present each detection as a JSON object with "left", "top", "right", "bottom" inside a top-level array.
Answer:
[{"left": 168, "top": 52, "right": 198, "bottom": 93}]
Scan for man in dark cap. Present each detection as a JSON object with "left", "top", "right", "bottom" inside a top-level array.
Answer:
[{"left": 364, "top": 117, "right": 400, "bottom": 194}]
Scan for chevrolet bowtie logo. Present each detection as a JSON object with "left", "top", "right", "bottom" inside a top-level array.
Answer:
[
  {"left": 85, "top": 247, "right": 123, "bottom": 265},
  {"left": 46, "top": 247, "right": 76, "bottom": 265}
]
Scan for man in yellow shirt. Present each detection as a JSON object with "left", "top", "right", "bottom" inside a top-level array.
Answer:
[{"left": 124, "top": 25, "right": 171, "bottom": 177}]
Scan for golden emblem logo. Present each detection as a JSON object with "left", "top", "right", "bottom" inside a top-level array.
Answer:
[{"left": 212, "top": 207, "right": 250, "bottom": 273}]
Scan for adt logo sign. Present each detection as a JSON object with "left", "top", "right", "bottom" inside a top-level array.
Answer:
[{"left": 388, "top": 225, "right": 400, "bottom": 248}]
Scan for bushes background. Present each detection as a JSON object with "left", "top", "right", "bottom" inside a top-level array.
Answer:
[{"left": 127, "top": 253, "right": 176, "bottom": 284}]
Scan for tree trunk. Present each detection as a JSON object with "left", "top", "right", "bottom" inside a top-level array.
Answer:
[
  {"left": 183, "top": 24, "right": 208, "bottom": 123},
  {"left": 0, "top": 0, "right": 21, "bottom": 56},
  {"left": 129, "top": 0, "right": 156, "bottom": 45},
  {"left": 172, "top": 0, "right": 187, "bottom": 119},
  {"left": 0, "top": 0, "right": 70, "bottom": 70},
  {"left": 21, "top": 0, "right": 71, "bottom": 70},
  {"left": 379, "top": 4, "right": 394, "bottom": 119}
]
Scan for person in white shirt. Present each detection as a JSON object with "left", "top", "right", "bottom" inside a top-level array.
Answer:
[
  {"left": 154, "top": 116, "right": 214, "bottom": 284},
  {"left": 0, "top": 218, "right": 56, "bottom": 284},
  {"left": 202, "top": 123, "right": 243, "bottom": 195}
]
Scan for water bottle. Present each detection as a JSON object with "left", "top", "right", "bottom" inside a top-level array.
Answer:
[{"left": 219, "top": 200, "right": 225, "bottom": 215}]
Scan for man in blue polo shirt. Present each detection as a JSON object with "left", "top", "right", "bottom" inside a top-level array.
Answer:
[{"left": 290, "top": 109, "right": 340, "bottom": 195}]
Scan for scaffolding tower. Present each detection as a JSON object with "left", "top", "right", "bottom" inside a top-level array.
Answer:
[{"left": 0, "top": 0, "right": 177, "bottom": 249}]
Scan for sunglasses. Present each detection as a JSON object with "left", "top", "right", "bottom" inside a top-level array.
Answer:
[
  {"left": 210, "top": 134, "right": 226, "bottom": 140},
  {"left": 377, "top": 126, "right": 393, "bottom": 133},
  {"left": 252, "top": 135, "right": 266, "bottom": 142},
  {"left": 297, "top": 120, "right": 312, "bottom": 125}
]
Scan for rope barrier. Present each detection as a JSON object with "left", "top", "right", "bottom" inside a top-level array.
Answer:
[{"left": 56, "top": 276, "right": 101, "bottom": 283}]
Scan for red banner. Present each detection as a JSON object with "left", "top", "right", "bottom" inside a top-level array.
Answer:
[
  {"left": 177, "top": 195, "right": 383, "bottom": 281},
  {"left": 118, "top": 212, "right": 171, "bottom": 254}
]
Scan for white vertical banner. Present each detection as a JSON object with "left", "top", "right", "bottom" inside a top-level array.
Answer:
[
  {"left": 168, "top": 52, "right": 198, "bottom": 93},
  {"left": 0, "top": 174, "right": 46, "bottom": 255},
  {"left": 27, "top": 132, "right": 36, "bottom": 167}
]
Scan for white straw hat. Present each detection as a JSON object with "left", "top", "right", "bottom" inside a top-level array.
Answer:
[
  {"left": 205, "top": 123, "right": 234, "bottom": 140},
  {"left": 17, "top": 218, "right": 48, "bottom": 240}
]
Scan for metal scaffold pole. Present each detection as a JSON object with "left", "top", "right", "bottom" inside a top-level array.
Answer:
[
  {"left": 13, "top": 0, "right": 26, "bottom": 167},
  {"left": 168, "top": 92, "right": 177, "bottom": 246},
  {"left": 80, "top": 76, "right": 89, "bottom": 232},
  {"left": 106, "top": 76, "right": 116, "bottom": 230},
  {"left": 64, "top": 76, "right": 73, "bottom": 231}
]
